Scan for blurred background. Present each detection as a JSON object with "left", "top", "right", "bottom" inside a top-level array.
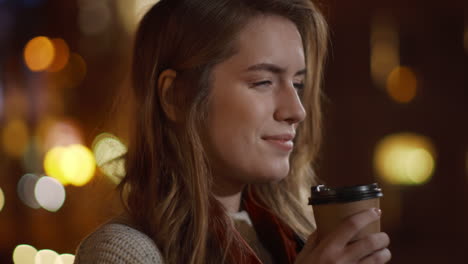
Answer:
[{"left": 0, "top": 0, "right": 466, "bottom": 263}]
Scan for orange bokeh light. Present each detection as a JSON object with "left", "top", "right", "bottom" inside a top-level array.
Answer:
[
  {"left": 24, "top": 36, "right": 55, "bottom": 72},
  {"left": 386, "top": 66, "right": 418, "bottom": 103},
  {"left": 47, "top": 38, "right": 70, "bottom": 72}
]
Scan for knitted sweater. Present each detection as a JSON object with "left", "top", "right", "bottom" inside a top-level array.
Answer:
[
  {"left": 73, "top": 218, "right": 163, "bottom": 263},
  {"left": 74, "top": 212, "right": 273, "bottom": 264}
]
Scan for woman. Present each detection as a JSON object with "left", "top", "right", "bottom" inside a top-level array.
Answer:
[{"left": 75, "top": 0, "right": 391, "bottom": 263}]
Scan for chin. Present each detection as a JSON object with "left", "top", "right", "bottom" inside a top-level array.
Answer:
[{"left": 252, "top": 165, "right": 290, "bottom": 184}]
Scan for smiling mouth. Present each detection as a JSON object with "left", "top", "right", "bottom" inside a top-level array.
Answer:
[{"left": 262, "top": 135, "right": 295, "bottom": 152}]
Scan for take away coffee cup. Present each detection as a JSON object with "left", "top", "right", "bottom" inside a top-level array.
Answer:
[{"left": 309, "top": 183, "right": 383, "bottom": 241}]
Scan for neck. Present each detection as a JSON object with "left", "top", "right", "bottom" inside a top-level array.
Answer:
[
  {"left": 212, "top": 174, "right": 246, "bottom": 213},
  {"left": 214, "top": 191, "right": 243, "bottom": 213}
]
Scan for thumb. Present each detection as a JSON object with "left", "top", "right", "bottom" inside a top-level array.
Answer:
[
  {"left": 295, "top": 232, "right": 319, "bottom": 263},
  {"left": 302, "top": 231, "right": 319, "bottom": 254}
]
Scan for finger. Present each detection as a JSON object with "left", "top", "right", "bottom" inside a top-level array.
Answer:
[
  {"left": 295, "top": 231, "right": 318, "bottom": 262},
  {"left": 359, "top": 248, "right": 392, "bottom": 264},
  {"left": 345, "top": 232, "right": 390, "bottom": 261},
  {"left": 301, "top": 232, "right": 318, "bottom": 254},
  {"left": 328, "top": 208, "right": 381, "bottom": 247}
]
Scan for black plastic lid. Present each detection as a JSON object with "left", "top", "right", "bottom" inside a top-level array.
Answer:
[{"left": 309, "top": 183, "right": 383, "bottom": 205}]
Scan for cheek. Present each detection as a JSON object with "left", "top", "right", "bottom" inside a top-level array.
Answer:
[
  {"left": 208, "top": 88, "right": 262, "bottom": 151},
  {"left": 206, "top": 88, "right": 290, "bottom": 182}
]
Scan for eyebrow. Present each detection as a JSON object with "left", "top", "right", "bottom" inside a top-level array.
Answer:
[{"left": 245, "top": 63, "right": 306, "bottom": 76}]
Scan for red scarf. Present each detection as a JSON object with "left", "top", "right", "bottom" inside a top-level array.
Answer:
[{"left": 239, "top": 189, "right": 304, "bottom": 264}]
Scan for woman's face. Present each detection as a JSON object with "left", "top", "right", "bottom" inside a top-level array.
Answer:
[{"left": 206, "top": 15, "right": 306, "bottom": 191}]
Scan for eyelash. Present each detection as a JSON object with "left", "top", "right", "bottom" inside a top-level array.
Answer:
[{"left": 252, "top": 81, "right": 304, "bottom": 91}]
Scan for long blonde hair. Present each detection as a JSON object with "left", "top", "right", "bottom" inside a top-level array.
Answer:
[{"left": 119, "top": 0, "right": 328, "bottom": 263}]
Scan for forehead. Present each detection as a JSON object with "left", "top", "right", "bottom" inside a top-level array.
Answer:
[{"left": 228, "top": 15, "right": 305, "bottom": 71}]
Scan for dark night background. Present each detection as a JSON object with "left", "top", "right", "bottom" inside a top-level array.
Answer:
[{"left": 0, "top": 0, "right": 467, "bottom": 263}]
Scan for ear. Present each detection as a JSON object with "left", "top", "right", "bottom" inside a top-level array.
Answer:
[{"left": 157, "top": 69, "right": 178, "bottom": 121}]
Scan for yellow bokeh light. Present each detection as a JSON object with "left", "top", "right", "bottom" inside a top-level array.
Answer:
[
  {"left": 35, "top": 249, "right": 59, "bottom": 264},
  {"left": 374, "top": 133, "right": 436, "bottom": 185},
  {"left": 386, "top": 66, "right": 418, "bottom": 103},
  {"left": 61, "top": 144, "right": 96, "bottom": 186},
  {"left": 44, "top": 144, "right": 96, "bottom": 187},
  {"left": 47, "top": 38, "right": 70, "bottom": 72},
  {"left": 13, "top": 244, "right": 37, "bottom": 264},
  {"left": 44, "top": 146, "right": 69, "bottom": 185},
  {"left": 1, "top": 118, "right": 29, "bottom": 158},
  {"left": 92, "top": 133, "right": 127, "bottom": 184},
  {"left": 0, "top": 187, "right": 4, "bottom": 212},
  {"left": 24, "top": 36, "right": 55, "bottom": 72}
]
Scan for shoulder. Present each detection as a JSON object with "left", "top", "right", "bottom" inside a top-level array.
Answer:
[{"left": 74, "top": 220, "right": 164, "bottom": 264}]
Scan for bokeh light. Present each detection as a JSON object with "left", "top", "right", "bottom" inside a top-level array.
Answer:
[
  {"left": 78, "top": 1, "right": 112, "bottom": 35},
  {"left": 47, "top": 38, "right": 70, "bottom": 72},
  {"left": 24, "top": 36, "right": 55, "bottom": 72},
  {"left": 386, "top": 66, "right": 418, "bottom": 103},
  {"left": 1, "top": 118, "right": 30, "bottom": 158},
  {"left": 374, "top": 133, "right": 436, "bottom": 185},
  {"left": 0, "top": 187, "right": 4, "bottom": 212},
  {"left": 92, "top": 133, "right": 127, "bottom": 184},
  {"left": 12, "top": 245, "right": 74, "bottom": 264},
  {"left": 61, "top": 144, "right": 96, "bottom": 186},
  {"left": 13, "top": 244, "right": 37, "bottom": 264},
  {"left": 55, "top": 254, "right": 75, "bottom": 264},
  {"left": 34, "top": 176, "right": 66, "bottom": 212},
  {"left": 44, "top": 146, "right": 69, "bottom": 185},
  {"left": 371, "top": 13, "right": 399, "bottom": 90},
  {"left": 35, "top": 249, "right": 59, "bottom": 264},
  {"left": 17, "top": 173, "right": 41, "bottom": 209},
  {"left": 44, "top": 144, "right": 96, "bottom": 186}
]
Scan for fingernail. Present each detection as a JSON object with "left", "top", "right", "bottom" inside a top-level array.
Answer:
[{"left": 374, "top": 208, "right": 382, "bottom": 217}]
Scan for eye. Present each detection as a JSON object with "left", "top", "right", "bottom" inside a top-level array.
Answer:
[
  {"left": 293, "top": 82, "right": 304, "bottom": 91},
  {"left": 252, "top": 80, "right": 272, "bottom": 87}
]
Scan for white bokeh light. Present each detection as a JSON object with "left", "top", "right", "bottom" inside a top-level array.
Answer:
[
  {"left": 17, "top": 173, "right": 41, "bottom": 209},
  {"left": 54, "top": 254, "right": 75, "bottom": 264},
  {"left": 35, "top": 249, "right": 59, "bottom": 264},
  {"left": 34, "top": 176, "right": 66, "bottom": 212},
  {"left": 13, "top": 244, "right": 37, "bottom": 264}
]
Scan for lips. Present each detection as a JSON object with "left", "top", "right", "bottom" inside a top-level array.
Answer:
[
  {"left": 262, "top": 134, "right": 295, "bottom": 141},
  {"left": 262, "top": 134, "right": 295, "bottom": 152}
]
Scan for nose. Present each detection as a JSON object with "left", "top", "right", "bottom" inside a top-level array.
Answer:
[{"left": 273, "top": 82, "right": 306, "bottom": 125}]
